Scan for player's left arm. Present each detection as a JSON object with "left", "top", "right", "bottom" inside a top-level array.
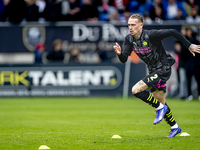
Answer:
[
  {"left": 150, "top": 29, "right": 200, "bottom": 56},
  {"left": 154, "top": 29, "right": 200, "bottom": 56},
  {"left": 149, "top": 29, "right": 191, "bottom": 48},
  {"left": 188, "top": 44, "right": 200, "bottom": 56}
]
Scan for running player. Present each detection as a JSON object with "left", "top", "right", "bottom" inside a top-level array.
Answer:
[{"left": 113, "top": 14, "right": 200, "bottom": 137}]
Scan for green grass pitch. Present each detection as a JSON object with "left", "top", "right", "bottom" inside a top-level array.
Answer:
[{"left": 0, "top": 97, "right": 200, "bottom": 150}]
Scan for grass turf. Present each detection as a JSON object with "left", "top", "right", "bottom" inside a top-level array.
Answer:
[{"left": 0, "top": 97, "right": 199, "bottom": 150}]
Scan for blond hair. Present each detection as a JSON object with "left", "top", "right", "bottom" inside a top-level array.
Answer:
[
  {"left": 129, "top": 14, "right": 143, "bottom": 23},
  {"left": 52, "top": 39, "right": 62, "bottom": 46}
]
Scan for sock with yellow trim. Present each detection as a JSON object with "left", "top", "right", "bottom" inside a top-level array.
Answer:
[
  {"left": 156, "top": 103, "right": 164, "bottom": 110},
  {"left": 134, "top": 91, "right": 160, "bottom": 108},
  {"left": 134, "top": 91, "right": 177, "bottom": 127},
  {"left": 164, "top": 103, "right": 176, "bottom": 126}
]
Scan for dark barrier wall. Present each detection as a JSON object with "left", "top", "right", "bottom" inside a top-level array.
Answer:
[
  {"left": 0, "top": 63, "right": 146, "bottom": 97},
  {"left": 0, "top": 23, "right": 181, "bottom": 53}
]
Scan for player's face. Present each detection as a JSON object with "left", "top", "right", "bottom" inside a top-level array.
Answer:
[{"left": 128, "top": 18, "right": 143, "bottom": 36}]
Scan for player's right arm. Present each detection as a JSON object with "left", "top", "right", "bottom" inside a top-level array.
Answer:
[
  {"left": 113, "top": 37, "right": 132, "bottom": 63},
  {"left": 113, "top": 43, "right": 121, "bottom": 55}
]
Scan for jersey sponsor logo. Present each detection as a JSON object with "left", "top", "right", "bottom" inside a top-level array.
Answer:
[
  {"left": 132, "top": 47, "right": 151, "bottom": 53},
  {"left": 143, "top": 41, "right": 148, "bottom": 46}
]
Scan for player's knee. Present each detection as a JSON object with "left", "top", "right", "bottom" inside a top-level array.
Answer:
[{"left": 132, "top": 86, "right": 137, "bottom": 95}]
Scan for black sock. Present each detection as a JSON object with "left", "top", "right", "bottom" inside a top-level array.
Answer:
[
  {"left": 164, "top": 103, "right": 176, "bottom": 126},
  {"left": 134, "top": 91, "right": 160, "bottom": 108},
  {"left": 134, "top": 91, "right": 177, "bottom": 127}
]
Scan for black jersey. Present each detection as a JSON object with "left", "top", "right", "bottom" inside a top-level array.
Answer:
[{"left": 118, "top": 29, "right": 191, "bottom": 73}]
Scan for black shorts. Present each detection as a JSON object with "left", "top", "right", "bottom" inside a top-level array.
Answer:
[{"left": 142, "top": 67, "right": 171, "bottom": 93}]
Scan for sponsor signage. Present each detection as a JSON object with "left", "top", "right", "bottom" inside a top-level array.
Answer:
[
  {"left": 0, "top": 23, "right": 181, "bottom": 53},
  {"left": 0, "top": 64, "right": 124, "bottom": 97}
]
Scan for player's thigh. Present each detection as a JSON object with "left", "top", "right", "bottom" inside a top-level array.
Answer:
[
  {"left": 152, "top": 90, "right": 166, "bottom": 104},
  {"left": 132, "top": 80, "right": 149, "bottom": 94}
]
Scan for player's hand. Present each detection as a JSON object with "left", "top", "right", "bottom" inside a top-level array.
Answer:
[
  {"left": 113, "top": 43, "right": 121, "bottom": 55},
  {"left": 188, "top": 44, "right": 200, "bottom": 56}
]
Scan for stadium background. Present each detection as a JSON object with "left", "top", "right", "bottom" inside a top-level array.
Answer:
[
  {"left": 0, "top": 0, "right": 200, "bottom": 98},
  {"left": 0, "top": 0, "right": 200, "bottom": 149},
  {"left": 0, "top": 22, "right": 199, "bottom": 98}
]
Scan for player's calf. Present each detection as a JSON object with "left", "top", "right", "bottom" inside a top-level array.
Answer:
[{"left": 133, "top": 91, "right": 168, "bottom": 124}]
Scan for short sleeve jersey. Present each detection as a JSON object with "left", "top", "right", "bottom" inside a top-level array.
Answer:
[{"left": 118, "top": 29, "right": 191, "bottom": 73}]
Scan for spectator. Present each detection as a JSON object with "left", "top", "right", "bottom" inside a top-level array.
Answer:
[
  {"left": 164, "top": 0, "right": 186, "bottom": 20},
  {"left": 42, "top": 0, "right": 62, "bottom": 21},
  {"left": 110, "top": 0, "right": 129, "bottom": 13},
  {"left": 154, "top": 6, "right": 166, "bottom": 24},
  {"left": 120, "top": 10, "right": 131, "bottom": 23},
  {"left": 184, "top": 0, "right": 199, "bottom": 16},
  {"left": 80, "top": 0, "right": 99, "bottom": 22},
  {"left": 61, "top": 0, "right": 70, "bottom": 17},
  {"left": 150, "top": 0, "right": 164, "bottom": 20},
  {"left": 166, "top": 0, "right": 178, "bottom": 20},
  {"left": 0, "top": 0, "right": 10, "bottom": 21},
  {"left": 174, "top": 41, "right": 187, "bottom": 99},
  {"left": 1, "top": 0, "right": 28, "bottom": 24},
  {"left": 25, "top": 0, "right": 40, "bottom": 21},
  {"left": 95, "top": 46, "right": 109, "bottom": 63},
  {"left": 186, "top": 8, "right": 200, "bottom": 23},
  {"left": 181, "top": 28, "right": 200, "bottom": 101},
  {"left": 68, "top": 46, "right": 80, "bottom": 63},
  {"left": 34, "top": 43, "right": 46, "bottom": 63},
  {"left": 131, "top": 0, "right": 146, "bottom": 13},
  {"left": 143, "top": 12, "right": 152, "bottom": 24},
  {"left": 108, "top": 9, "right": 121, "bottom": 24},
  {"left": 46, "top": 39, "right": 65, "bottom": 62},
  {"left": 63, "top": 0, "right": 81, "bottom": 21},
  {"left": 35, "top": 0, "right": 46, "bottom": 22},
  {"left": 97, "top": 0, "right": 116, "bottom": 21},
  {"left": 196, "top": 0, "right": 200, "bottom": 15},
  {"left": 175, "top": 8, "right": 185, "bottom": 20}
]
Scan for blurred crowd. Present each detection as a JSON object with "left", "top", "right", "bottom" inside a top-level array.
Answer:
[
  {"left": 34, "top": 39, "right": 108, "bottom": 64},
  {"left": 0, "top": 0, "right": 200, "bottom": 24},
  {"left": 173, "top": 26, "right": 200, "bottom": 101}
]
